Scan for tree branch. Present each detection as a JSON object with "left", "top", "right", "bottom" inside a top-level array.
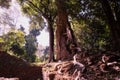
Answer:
[{"left": 27, "top": 0, "right": 48, "bottom": 19}]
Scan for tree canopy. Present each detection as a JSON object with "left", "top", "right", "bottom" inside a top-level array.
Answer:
[{"left": 0, "top": 0, "right": 120, "bottom": 62}]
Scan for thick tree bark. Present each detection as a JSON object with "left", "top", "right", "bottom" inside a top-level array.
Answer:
[
  {"left": 100, "top": 0, "right": 120, "bottom": 51},
  {"left": 56, "top": 0, "right": 78, "bottom": 60}
]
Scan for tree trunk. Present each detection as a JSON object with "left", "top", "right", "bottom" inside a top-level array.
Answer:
[
  {"left": 48, "top": 20, "right": 55, "bottom": 62},
  {"left": 56, "top": 0, "right": 78, "bottom": 60},
  {"left": 114, "top": 1, "right": 120, "bottom": 31},
  {"left": 100, "top": 0, "right": 120, "bottom": 51}
]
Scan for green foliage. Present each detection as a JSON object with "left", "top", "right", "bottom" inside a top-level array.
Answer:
[
  {"left": 10, "top": 43, "right": 25, "bottom": 56},
  {"left": 1, "top": 29, "right": 25, "bottom": 51},
  {"left": 0, "top": 25, "right": 39, "bottom": 62},
  {"left": 24, "top": 34, "right": 38, "bottom": 62},
  {"left": 65, "top": 0, "right": 111, "bottom": 52},
  {"left": 40, "top": 46, "right": 49, "bottom": 62},
  {"left": 72, "top": 19, "right": 110, "bottom": 52},
  {"left": 0, "top": 37, "right": 4, "bottom": 42},
  {"left": 0, "top": 37, "right": 4, "bottom": 51},
  {"left": 18, "top": 0, "right": 57, "bottom": 24},
  {"left": 66, "top": 0, "right": 82, "bottom": 18},
  {"left": 29, "top": 21, "right": 41, "bottom": 36}
]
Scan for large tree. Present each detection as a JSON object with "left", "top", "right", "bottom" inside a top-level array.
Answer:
[{"left": 55, "top": 0, "right": 78, "bottom": 60}]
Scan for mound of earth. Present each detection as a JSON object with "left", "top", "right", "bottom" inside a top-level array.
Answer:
[{"left": 0, "top": 51, "right": 43, "bottom": 80}]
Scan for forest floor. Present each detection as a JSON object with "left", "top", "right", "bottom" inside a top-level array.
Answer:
[
  {"left": 42, "top": 51, "right": 120, "bottom": 80},
  {"left": 0, "top": 51, "right": 120, "bottom": 80}
]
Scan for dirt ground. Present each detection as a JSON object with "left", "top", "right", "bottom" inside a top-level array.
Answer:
[
  {"left": 0, "top": 51, "right": 43, "bottom": 80},
  {"left": 0, "top": 51, "right": 120, "bottom": 80},
  {"left": 42, "top": 51, "right": 120, "bottom": 80}
]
